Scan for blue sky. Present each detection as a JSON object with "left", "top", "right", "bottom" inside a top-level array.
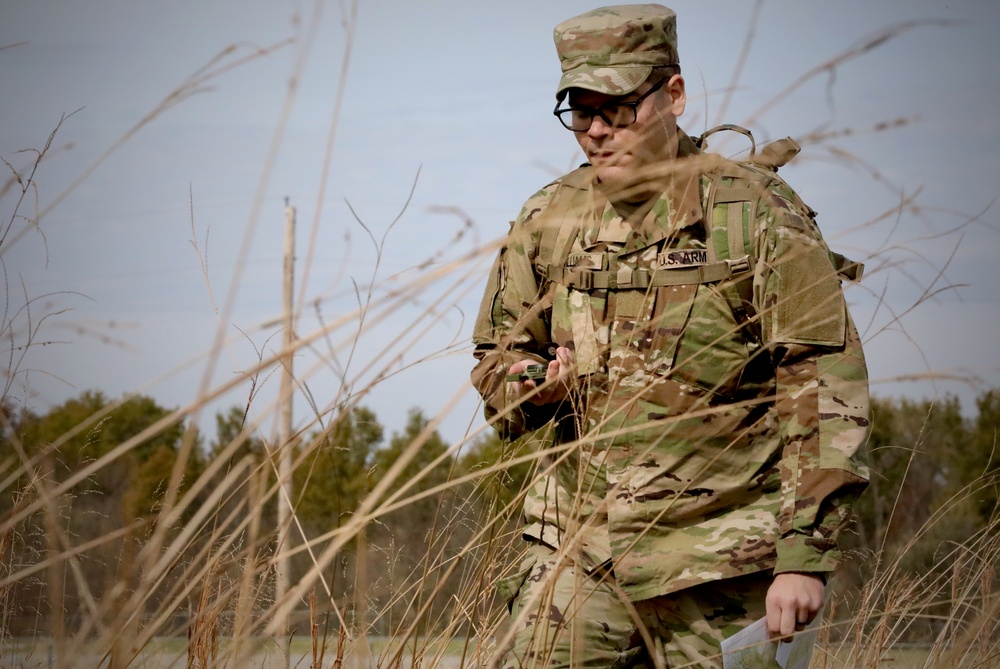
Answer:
[{"left": 3, "top": 0, "right": 999, "bottom": 445}]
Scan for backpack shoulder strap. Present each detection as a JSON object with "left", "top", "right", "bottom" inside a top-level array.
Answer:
[
  {"left": 535, "top": 165, "right": 600, "bottom": 284},
  {"left": 702, "top": 161, "right": 776, "bottom": 344}
]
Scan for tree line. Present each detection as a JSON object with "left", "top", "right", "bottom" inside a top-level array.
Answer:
[
  {"left": 1, "top": 388, "right": 998, "bottom": 643},
  {"left": 1, "top": 391, "right": 520, "bottom": 640}
]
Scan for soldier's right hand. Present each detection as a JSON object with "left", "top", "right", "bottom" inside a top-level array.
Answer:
[{"left": 507, "top": 347, "right": 575, "bottom": 405}]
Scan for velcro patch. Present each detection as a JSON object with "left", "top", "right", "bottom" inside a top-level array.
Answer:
[{"left": 656, "top": 250, "right": 707, "bottom": 268}]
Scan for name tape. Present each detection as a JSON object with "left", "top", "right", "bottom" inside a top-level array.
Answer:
[{"left": 656, "top": 250, "right": 708, "bottom": 269}]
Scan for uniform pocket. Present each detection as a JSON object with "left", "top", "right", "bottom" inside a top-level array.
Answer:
[
  {"left": 647, "top": 283, "right": 699, "bottom": 374},
  {"left": 496, "top": 551, "right": 538, "bottom": 613},
  {"left": 669, "top": 283, "right": 755, "bottom": 399}
]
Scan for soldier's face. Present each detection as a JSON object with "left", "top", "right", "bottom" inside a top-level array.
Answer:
[{"left": 571, "top": 74, "right": 686, "bottom": 198}]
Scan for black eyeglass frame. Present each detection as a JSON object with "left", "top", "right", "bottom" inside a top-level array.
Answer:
[{"left": 553, "top": 77, "right": 670, "bottom": 132}]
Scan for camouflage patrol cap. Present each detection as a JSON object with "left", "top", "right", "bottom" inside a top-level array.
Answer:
[{"left": 553, "top": 4, "right": 679, "bottom": 101}]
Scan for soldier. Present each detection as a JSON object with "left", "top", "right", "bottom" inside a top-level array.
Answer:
[{"left": 471, "top": 4, "right": 870, "bottom": 668}]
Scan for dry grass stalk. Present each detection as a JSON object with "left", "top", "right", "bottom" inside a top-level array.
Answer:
[
  {"left": 333, "top": 622, "right": 347, "bottom": 669},
  {"left": 187, "top": 580, "right": 220, "bottom": 669},
  {"left": 310, "top": 586, "right": 331, "bottom": 669}
]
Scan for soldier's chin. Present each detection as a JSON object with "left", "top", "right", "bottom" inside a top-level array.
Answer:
[
  {"left": 593, "top": 164, "right": 631, "bottom": 188},
  {"left": 595, "top": 167, "right": 655, "bottom": 201}
]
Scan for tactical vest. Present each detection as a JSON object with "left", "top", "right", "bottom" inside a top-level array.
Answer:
[{"left": 533, "top": 126, "right": 863, "bottom": 345}]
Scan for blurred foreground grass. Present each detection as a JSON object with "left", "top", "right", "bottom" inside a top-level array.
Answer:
[{"left": 2, "top": 636, "right": 972, "bottom": 669}]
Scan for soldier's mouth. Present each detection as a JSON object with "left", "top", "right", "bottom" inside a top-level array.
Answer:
[{"left": 590, "top": 150, "right": 622, "bottom": 163}]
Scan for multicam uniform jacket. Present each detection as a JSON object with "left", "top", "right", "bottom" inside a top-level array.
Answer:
[{"left": 472, "top": 131, "right": 870, "bottom": 602}]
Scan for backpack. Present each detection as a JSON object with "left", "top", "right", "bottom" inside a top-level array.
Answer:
[{"left": 535, "top": 124, "right": 864, "bottom": 344}]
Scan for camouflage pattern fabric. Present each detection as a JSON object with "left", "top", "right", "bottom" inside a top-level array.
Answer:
[
  {"left": 554, "top": 4, "right": 680, "bottom": 99},
  {"left": 471, "top": 129, "right": 870, "bottom": 602},
  {"left": 496, "top": 542, "right": 782, "bottom": 669}
]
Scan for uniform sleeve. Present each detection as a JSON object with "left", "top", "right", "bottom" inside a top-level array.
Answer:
[
  {"left": 471, "top": 185, "right": 560, "bottom": 438},
  {"left": 753, "top": 186, "right": 871, "bottom": 575}
]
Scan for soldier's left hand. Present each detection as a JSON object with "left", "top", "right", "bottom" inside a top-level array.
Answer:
[{"left": 765, "top": 572, "right": 825, "bottom": 639}]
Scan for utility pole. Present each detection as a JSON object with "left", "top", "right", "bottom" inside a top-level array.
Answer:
[{"left": 277, "top": 198, "right": 295, "bottom": 669}]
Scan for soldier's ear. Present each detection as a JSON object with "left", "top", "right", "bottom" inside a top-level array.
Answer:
[{"left": 666, "top": 74, "right": 686, "bottom": 118}]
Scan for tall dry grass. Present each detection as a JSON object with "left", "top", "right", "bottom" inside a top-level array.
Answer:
[{"left": 2, "top": 5, "right": 997, "bottom": 669}]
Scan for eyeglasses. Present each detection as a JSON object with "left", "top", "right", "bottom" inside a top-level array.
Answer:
[{"left": 553, "top": 77, "right": 668, "bottom": 132}]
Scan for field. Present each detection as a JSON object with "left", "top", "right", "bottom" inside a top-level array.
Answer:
[{"left": 3, "top": 3, "right": 999, "bottom": 669}]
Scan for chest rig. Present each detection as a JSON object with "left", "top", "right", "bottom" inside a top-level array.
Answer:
[{"left": 534, "top": 126, "right": 863, "bottom": 346}]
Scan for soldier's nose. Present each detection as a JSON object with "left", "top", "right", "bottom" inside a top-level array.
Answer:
[{"left": 588, "top": 114, "right": 612, "bottom": 138}]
